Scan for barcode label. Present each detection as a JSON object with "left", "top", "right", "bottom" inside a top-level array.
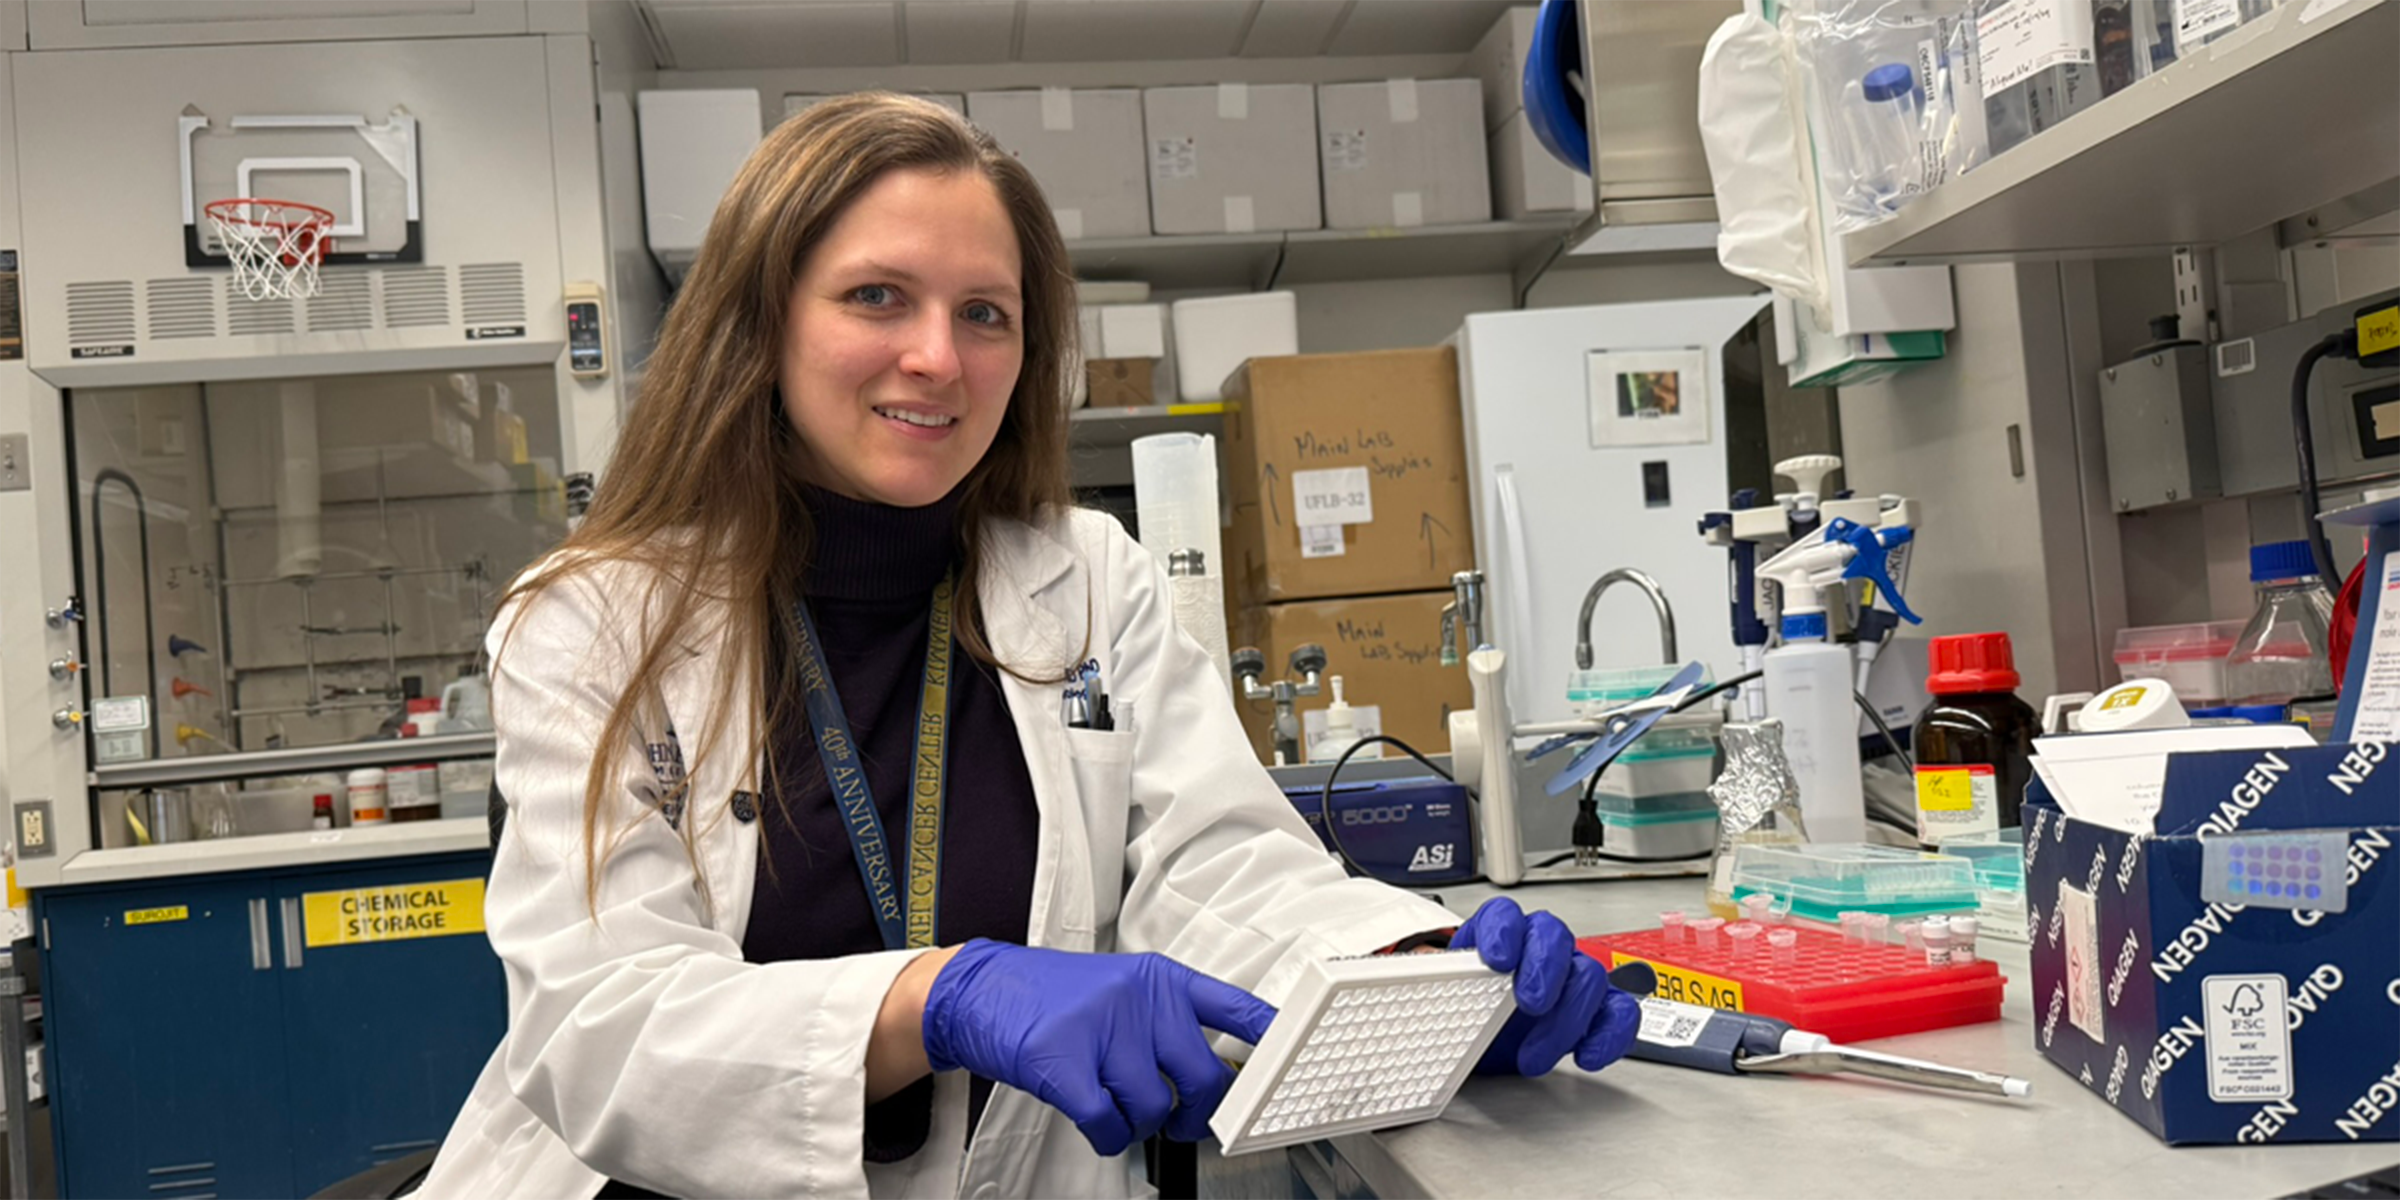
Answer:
[{"left": 1637, "top": 996, "right": 1712, "bottom": 1048}]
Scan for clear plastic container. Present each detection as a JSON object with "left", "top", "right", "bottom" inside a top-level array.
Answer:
[
  {"left": 1853, "top": 63, "right": 1923, "bottom": 215},
  {"left": 2225, "top": 540, "right": 2337, "bottom": 706},
  {"left": 2112, "top": 620, "right": 2242, "bottom": 702},
  {"left": 1729, "top": 842, "right": 1981, "bottom": 923},
  {"left": 1595, "top": 792, "right": 1718, "bottom": 860}
]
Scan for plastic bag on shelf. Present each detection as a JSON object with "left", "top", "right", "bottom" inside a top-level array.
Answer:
[
  {"left": 1788, "top": 0, "right": 1988, "bottom": 234},
  {"left": 1697, "top": 10, "right": 1828, "bottom": 311}
]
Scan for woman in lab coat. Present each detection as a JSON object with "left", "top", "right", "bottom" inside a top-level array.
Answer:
[{"left": 421, "top": 93, "right": 1638, "bottom": 1199}]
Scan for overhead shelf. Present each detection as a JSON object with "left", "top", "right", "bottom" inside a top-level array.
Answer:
[
  {"left": 1844, "top": 0, "right": 2400, "bottom": 266},
  {"left": 1063, "top": 216, "right": 1587, "bottom": 292},
  {"left": 1066, "top": 402, "right": 1224, "bottom": 454}
]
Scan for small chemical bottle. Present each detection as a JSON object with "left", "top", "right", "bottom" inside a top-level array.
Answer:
[
  {"left": 1923, "top": 916, "right": 1954, "bottom": 967},
  {"left": 346, "top": 767, "right": 390, "bottom": 827},
  {"left": 1306, "top": 676, "right": 1370, "bottom": 764},
  {"left": 311, "top": 793, "right": 336, "bottom": 831},
  {"left": 1914, "top": 632, "right": 2040, "bottom": 849}
]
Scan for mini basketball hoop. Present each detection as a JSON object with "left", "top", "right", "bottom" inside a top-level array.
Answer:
[{"left": 205, "top": 198, "right": 336, "bottom": 301}]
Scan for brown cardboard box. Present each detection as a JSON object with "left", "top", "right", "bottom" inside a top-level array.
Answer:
[
  {"left": 1085, "top": 358, "right": 1154, "bottom": 407},
  {"left": 1221, "top": 347, "right": 1476, "bottom": 604},
  {"left": 1233, "top": 589, "right": 1470, "bottom": 765}
]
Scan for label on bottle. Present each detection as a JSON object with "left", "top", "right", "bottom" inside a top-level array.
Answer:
[
  {"left": 1976, "top": 0, "right": 2097, "bottom": 94},
  {"left": 2175, "top": 0, "right": 2241, "bottom": 42},
  {"left": 2349, "top": 555, "right": 2400, "bottom": 742},
  {"left": 1916, "top": 763, "right": 2000, "bottom": 842}
]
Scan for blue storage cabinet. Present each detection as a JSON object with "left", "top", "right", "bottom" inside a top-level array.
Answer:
[{"left": 39, "top": 850, "right": 504, "bottom": 1199}]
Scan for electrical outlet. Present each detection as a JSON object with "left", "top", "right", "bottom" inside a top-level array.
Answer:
[
  {"left": 15, "top": 800, "right": 54, "bottom": 858},
  {"left": 0, "top": 433, "right": 28, "bottom": 492}
]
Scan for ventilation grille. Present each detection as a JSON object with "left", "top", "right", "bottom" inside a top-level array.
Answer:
[
  {"left": 381, "top": 266, "right": 451, "bottom": 328},
  {"left": 145, "top": 278, "right": 217, "bottom": 340},
  {"left": 307, "top": 272, "right": 374, "bottom": 334},
  {"left": 459, "top": 263, "right": 527, "bottom": 327},
  {"left": 65, "top": 281, "right": 135, "bottom": 345},
  {"left": 225, "top": 279, "right": 295, "bottom": 336}
]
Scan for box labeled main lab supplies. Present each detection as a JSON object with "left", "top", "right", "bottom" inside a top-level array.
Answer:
[
  {"left": 1143, "top": 84, "right": 1322, "bottom": 235},
  {"left": 1221, "top": 347, "right": 1477, "bottom": 603},
  {"left": 967, "top": 88, "right": 1149, "bottom": 240},
  {"left": 1315, "top": 80, "right": 1491, "bottom": 231},
  {"left": 1235, "top": 589, "right": 1473, "bottom": 765},
  {"left": 2024, "top": 743, "right": 2399, "bottom": 1145}
]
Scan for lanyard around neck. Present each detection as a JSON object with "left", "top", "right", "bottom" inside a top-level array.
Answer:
[{"left": 790, "top": 572, "right": 956, "bottom": 951}]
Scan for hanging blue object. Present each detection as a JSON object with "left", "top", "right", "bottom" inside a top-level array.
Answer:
[
  {"left": 1524, "top": 0, "right": 1591, "bottom": 176},
  {"left": 1545, "top": 660, "right": 1707, "bottom": 796}
]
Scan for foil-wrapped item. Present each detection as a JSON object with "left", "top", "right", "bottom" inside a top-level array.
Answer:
[{"left": 1710, "top": 719, "right": 1806, "bottom": 838}]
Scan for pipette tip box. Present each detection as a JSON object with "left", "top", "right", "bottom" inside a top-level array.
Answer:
[
  {"left": 1211, "top": 951, "right": 1515, "bottom": 1156},
  {"left": 1578, "top": 924, "right": 2003, "bottom": 1045}
]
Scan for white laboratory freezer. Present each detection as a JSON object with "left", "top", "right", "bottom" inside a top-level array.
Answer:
[{"left": 1454, "top": 295, "right": 1771, "bottom": 727}]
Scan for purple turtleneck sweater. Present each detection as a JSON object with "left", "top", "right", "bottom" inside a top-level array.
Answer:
[{"left": 746, "top": 485, "right": 1040, "bottom": 1161}]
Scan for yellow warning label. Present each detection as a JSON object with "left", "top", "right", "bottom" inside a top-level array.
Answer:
[
  {"left": 2098, "top": 685, "right": 2148, "bottom": 711},
  {"left": 2359, "top": 305, "right": 2400, "bottom": 359},
  {"left": 1607, "top": 952, "right": 1745, "bottom": 1011},
  {"left": 303, "top": 878, "right": 484, "bottom": 948},
  {"left": 6, "top": 869, "right": 24, "bottom": 911},
  {"left": 1916, "top": 765, "right": 1992, "bottom": 812},
  {"left": 125, "top": 906, "right": 188, "bottom": 926}
]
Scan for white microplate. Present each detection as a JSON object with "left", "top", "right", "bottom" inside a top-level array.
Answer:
[{"left": 1210, "top": 952, "right": 1516, "bottom": 1156}]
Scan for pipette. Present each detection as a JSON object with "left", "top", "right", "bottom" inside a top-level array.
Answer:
[{"left": 1608, "top": 962, "right": 2030, "bottom": 1099}]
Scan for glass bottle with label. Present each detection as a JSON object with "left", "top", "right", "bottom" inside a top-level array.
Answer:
[{"left": 1913, "top": 633, "right": 2039, "bottom": 849}]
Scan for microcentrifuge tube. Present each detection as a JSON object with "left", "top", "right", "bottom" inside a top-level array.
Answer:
[
  {"left": 1660, "top": 911, "right": 1688, "bottom": 944},
  {"left": 1741, "top": 894, "right": 1771, "bottom": 925},
  {"left": 1693, "top": 917, "right": 1724, "bottom": 951},
  {"left": 1901, "top": 920, "right": 1925, "bottom": 954},
  {"left": 1923, "top": 917, "right": 1953, "bottom": 967},
  {"left": 1839, "top": 911, "right": 1866, "bottom": 945},
  {"left": 1951, "top": 916, "right": 1979, "bottom": 963},
  {"left": 1767, "top": 926, "right": 1798, "bottom": 969},
  {"left": 1726, "top": 922, "right": 1761, "bottom": 955},
  {"left": 1767, "top": 896, "right": 1793, "bottom": 926},
  {"left": 1865, "top": 912, "right": 1892, "bottom": 945}
]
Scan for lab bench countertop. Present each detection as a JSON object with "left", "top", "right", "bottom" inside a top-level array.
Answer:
[
  {"left": 48, "top": 818, "right": 490, "bottom": 887},
  {"left": 1317, "top": 879, "right": 2397, "bottom": 1200}
]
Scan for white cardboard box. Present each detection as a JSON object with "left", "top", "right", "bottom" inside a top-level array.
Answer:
[
  {"left": 1142, "top": 83, "right": 1322, "bottom": 235},
  {"left": 1491, "top": 109, "right": 1592, "bottom": 218},
  {"left": 1097, "top": 304, "right": 1168, "bottom": 360},
  {"left": 968, "top": 88, "right": 1150, "bottom": 241},
  {"left": 1171, "top": 292, "right": 1298, "bottom": 402},
  {"left": 1468, "top": 7, "right": 1539, "bottom": 131},
  {"left": 1315, "top": 80, "right": 1491, "bottom": 231},
  {"left": 781, "top": 91, "right": 965, "bottom": 131}
]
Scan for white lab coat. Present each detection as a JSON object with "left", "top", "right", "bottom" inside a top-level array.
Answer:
[{"left": 419, "top": 507, "right": 1459, "bottom": 1198}]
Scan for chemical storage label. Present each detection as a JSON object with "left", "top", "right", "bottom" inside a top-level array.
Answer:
[
  {"left": 1292, "top": 466, "right": 1373, "bottom": 527},
  {"left": 303, "top": 878, "right": 486, "bottom": 948},
  {"left": 124, "top": 905, "right": 188, "bottom": 926},
  {"left": 1607, "top": 952, "right": 1744, "bottom": 1012},
  {"left": 2202, "top": 974, "right": 2293, "bottom": 1102}
]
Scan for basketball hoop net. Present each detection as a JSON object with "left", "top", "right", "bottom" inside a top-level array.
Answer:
[{"left": 205, "top": 198, "right": 336, "bottom": 301}]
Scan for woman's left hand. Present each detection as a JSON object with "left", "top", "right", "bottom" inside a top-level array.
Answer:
[{"left": 1450, "top": 897, "right": 1642, "bottom": 1077}]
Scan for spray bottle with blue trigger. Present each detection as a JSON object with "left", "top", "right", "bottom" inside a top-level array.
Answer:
[{"left": 1758, "top": 517, "right": 1922, "bottom": 843}]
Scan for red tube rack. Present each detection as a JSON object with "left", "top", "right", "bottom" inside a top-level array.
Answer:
[{"left": 1578, "top": 924, "right": 2005, "bottom": 1044}]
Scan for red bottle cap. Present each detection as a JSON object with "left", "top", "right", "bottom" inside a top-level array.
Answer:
[{"left": 1927, "top": 632, "right": 2022, "bottom": 695}]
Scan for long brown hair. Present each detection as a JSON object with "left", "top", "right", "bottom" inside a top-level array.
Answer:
[{"left": 500, "top": 93, "right": 1076, "bottom": 915}]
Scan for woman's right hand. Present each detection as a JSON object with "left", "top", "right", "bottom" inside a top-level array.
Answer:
[{"left": 919, "top": 940, "right": 1278, "bottom": 1155}]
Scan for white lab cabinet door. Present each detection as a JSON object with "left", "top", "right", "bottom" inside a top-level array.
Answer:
[{"left": 1455, "top": 295, "right": 1769, "bottom": 726}]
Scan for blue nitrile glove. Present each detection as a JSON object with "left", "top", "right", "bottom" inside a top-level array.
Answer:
[
  {"left": 1451, "top": 897, "right": 1642, "bottom": 1077},
  {"left": 920, "top": 940, "right": 1279, "bottom": 1156}
]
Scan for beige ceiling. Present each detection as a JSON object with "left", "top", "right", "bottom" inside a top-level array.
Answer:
[{"left": 634, "top": 0, "right": 1527, "bottom": 70}]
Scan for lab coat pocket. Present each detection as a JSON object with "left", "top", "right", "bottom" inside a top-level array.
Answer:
[{"left": 1064, "top": 725, "right": 1134, "bottom": 934}]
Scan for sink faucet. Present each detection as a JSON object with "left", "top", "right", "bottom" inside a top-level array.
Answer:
[
  {"left": 1575, "top": 568, "right": 1677, "bottom": 669},
  {"left": 1440, "top": 570, "right": 1486, "bottom": 666}
]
